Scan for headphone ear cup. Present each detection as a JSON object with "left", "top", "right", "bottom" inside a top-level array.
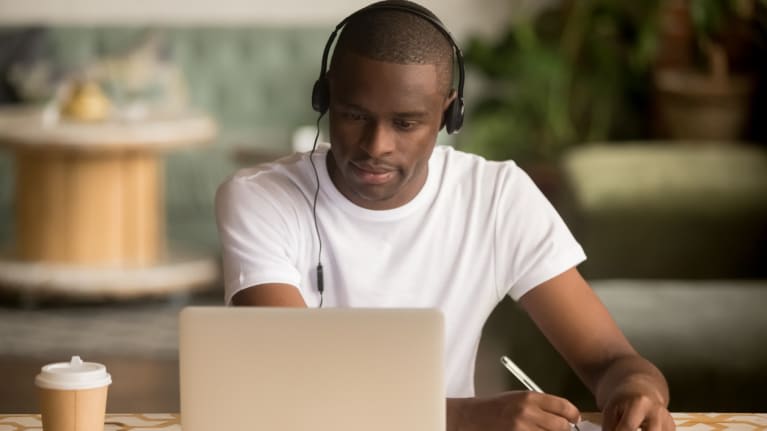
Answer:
[
  {"left": 312, "top": 76, "right": 330, "bottom": 114},
  {"left": 444, "top": 97, "right": 465, "bottom": 134}
]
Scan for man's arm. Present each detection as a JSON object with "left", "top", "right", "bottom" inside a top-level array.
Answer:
[
  {"left": 518, "top": 268, "right": 674, "bottom": 431},
  {"left": 447, "top": 268, "right": 673, "bottom": 431},
  {"left": 231, "top": 284, "right": 307, "bottom": 307}
]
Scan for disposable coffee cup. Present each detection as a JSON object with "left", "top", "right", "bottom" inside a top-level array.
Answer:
[{"left": 35, "top": 356, "right": 112, "bottom": 431}]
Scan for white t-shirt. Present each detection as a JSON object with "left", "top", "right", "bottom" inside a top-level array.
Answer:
[{"left": 215, "top": 144, "right": 586, "bottom": 397}]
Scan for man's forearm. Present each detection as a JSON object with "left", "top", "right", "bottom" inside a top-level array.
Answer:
[
  {"left": 446, "top": 398, "right": 465, "bottom": 431},
  {"left": 231, "top": 284, "right": 308, "bottom": 306}
]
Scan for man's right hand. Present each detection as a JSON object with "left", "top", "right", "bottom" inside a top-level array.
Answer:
[{"left": 448, "top": 391, "right": 581, "bottom": 431}]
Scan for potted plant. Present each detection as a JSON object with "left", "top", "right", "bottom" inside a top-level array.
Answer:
[
  {"left": 458, "top": 0, "right": 662, "bottom": 194},
  {"left": 651, "top": 0, "right": 767, "bottom": 141},
  {"left": 458, "top": 1, "right": 663, "bottom": 161}
]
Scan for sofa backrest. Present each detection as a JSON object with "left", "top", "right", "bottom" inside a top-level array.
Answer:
[{"left": 0, "top": 26, "right": 330, "bottom": 249}]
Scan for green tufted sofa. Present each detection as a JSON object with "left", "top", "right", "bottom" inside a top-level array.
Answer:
[{"left": 562, "top": 142, "right": 767, "bottom": 279}]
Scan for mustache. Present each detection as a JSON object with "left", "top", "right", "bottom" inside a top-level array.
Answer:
[{"left": 350, "top": 159, "right": 398, "bottom": 172}]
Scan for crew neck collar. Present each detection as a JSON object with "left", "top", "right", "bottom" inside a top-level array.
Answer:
[{"left": 313, "top": 145, "right": 440, "bottom": 221}]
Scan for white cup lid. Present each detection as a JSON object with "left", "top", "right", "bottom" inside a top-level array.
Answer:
[{"left": 35, "top": 356, "right": 112, "bottom": 390}]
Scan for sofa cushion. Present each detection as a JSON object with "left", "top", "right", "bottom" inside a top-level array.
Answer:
[{"left": 560, "top": 143, "right": 767, "bottom": 278}]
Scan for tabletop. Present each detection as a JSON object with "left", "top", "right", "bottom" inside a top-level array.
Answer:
[
  {"left": 0, "top": 107, "right": 217, "bottom": 151},
  {"left": 0, "top": 413, "right": 765, "bottom": 431}
]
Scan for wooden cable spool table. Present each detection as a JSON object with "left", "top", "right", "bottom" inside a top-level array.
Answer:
[{"left": 0, "top": 107, "right": 219, "bottom": 300}]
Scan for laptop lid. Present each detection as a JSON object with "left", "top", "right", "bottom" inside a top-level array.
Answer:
[{"left": 179, "top": 306, "right": 444, "bottom": 431}]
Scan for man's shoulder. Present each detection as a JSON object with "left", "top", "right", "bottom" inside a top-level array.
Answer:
[
  {"left": 217, "top": 150, "right": 316, "bottom": 203},
  {"left": 435, "top": 146, "right": 521, "bottom": 181},
  {"left": 230, "top": 151, "right": 309, "bottom": 181}
]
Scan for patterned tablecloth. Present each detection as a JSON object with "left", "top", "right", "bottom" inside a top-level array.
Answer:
[{"left": 0, "top": 413, "right": 765, "bottom": 431}]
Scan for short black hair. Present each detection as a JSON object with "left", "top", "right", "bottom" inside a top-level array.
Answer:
[{"left": 329, "top": 2, "right": 455, "bottom": 96}]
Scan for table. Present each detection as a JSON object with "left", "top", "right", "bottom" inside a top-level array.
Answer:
[
  {"left": 0, "top": 413, "right": 765, "bottom": 431},
  {"left": 0, "top": 107, "right": 219, "bottom": 299}
]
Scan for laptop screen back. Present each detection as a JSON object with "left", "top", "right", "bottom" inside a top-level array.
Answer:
[{"left": 179, "top": 307, "right": 444, "bottom": 431}]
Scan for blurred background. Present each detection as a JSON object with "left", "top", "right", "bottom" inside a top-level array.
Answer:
[{"left": 1, "top": 0, "right": 766, "bottom": 415}]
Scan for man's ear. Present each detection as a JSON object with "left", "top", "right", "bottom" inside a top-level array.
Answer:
[
  {"left": 440, "top": 89, "right": 459, "bottom": 132},
  {"left": 443, "top": 89, "right": 458, "bottom": 111}
]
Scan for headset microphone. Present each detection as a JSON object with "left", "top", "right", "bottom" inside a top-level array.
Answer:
[{"left": 309, "top": 113, "right": 325, "bottom": 307}]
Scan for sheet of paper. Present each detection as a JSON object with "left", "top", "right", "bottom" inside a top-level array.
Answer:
[{"left": 578, "top": 420, "right": 602, "bottom": 431}]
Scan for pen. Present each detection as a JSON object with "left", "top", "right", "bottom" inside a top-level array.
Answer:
[{"left": 500, "top": 355, "right": 581, "bottom": 431}]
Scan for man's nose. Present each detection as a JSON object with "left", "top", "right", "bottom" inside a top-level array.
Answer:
[{"left": 360, "top": 122, "right": 395, "bottom": 158}]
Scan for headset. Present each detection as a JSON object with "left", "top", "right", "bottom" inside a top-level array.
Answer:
[
  {"left": 312, "top": 0, "right": 466, "bottom": 134},
  {"left": 308, "top": 1, "right": 466, "bottom": 307}
]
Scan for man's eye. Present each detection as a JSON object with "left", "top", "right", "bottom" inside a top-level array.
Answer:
[
  {"left": 341, "top": 111, "right": 365, "bottom": 121},
  {"left": 394, "top": 119, "right": 416, "bottom": 130}
]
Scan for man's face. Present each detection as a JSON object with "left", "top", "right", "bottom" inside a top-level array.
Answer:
[{"left": 327, "top": 52, "right": 453, "bottom": 210}]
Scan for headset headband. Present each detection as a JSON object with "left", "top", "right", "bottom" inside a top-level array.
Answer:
[{"left": 316, "top": 1, "right": 465, "bottom": 100}]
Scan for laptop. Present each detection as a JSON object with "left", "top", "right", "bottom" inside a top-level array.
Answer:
[{"left": 179, "top": 306, "right": 444, "bottom": 431}]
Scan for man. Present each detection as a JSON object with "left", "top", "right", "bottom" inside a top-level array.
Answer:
[{"left": 215, "top": 2, "right": 675, "bottom": 431}]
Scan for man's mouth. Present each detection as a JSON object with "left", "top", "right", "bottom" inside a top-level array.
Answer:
[{"left": 350, "top": 161, "right": 396, "bottom": 185}]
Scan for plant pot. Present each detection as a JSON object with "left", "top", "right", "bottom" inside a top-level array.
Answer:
[{"left": 652, "top": 68, "right": 755, "bottom": 141}]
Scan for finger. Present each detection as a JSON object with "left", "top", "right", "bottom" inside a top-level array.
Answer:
[
  {"left": 538, "top": 394, "right": 581, "bottom": 425},
  {"left": 535, "top": 412, "right": 574, "bottom": 431},
  {"left": 643, "top": 410, "right": 662, "bottom": 431},
  {"left": 510, "top": 392, "right": 579, "bottom": 431},
  {"left": 614, "top": 405, "right": 647, "bottom": 431},
  {"left": 664, "top": 411, "right": 676, "bottom": 431}
]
